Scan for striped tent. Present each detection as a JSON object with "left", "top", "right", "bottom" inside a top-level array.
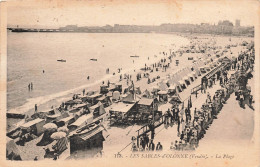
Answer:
[{"left": 54, "top": 137, "right": 68, "bottom": 154}]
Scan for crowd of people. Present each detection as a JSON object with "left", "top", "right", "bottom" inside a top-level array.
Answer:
[{"left": 130, "top": 42, "right": 255, "bottom": 153}]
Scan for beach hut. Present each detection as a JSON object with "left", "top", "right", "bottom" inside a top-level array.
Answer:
[
  {"left": 167, "top": 84, "right": 177, "bottom": 95},
  {"left": 21, "top": 118, "right": 45, "bottom": 136},
  {"left": 137, "top": 97, "right": 159, "bottom": 114},
  {"left": 158, "top": 91, "right": 168, "bottom": 102},
  {"left": 109, "top": 102, "right": 136, "bottom": 118},
  {"left": 69, "top": 126, "right": 105, "bottom": 157}
]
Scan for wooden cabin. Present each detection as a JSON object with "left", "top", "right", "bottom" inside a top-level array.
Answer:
[{"left": 137, "top": 98, "right": 159, "bottom": 114}]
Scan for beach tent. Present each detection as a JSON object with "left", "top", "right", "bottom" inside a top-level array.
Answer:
[
  {"left": 68, "top": 114, "right": 93, "bottom": 130},
  {"left": 89, "top": 101, "right": 106, "bottom": 117},
  {"left": 6, "top": 137, "right": 22, "bottom": 160},
  {"left": 157, "top": 81, "right": 168, "bottom": 91},
  {"left": 142, "top": 89, "right": 152, "bottom": 98},
  {"left": 122, "top": 93, "right": 135, "bottom": 103}
]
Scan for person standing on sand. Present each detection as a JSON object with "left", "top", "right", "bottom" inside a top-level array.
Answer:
[
  {"left": 28, "top": 83, "right": 31, "bottom": 91},
  {"left": 83, "top": 89, "right": 85, "bottom": 96},
  {"left": 30, "top": 82, "right": 33, "bottom": 90},
  {"left": 35, "top": 104, "right": 37, "bottom": 113}
]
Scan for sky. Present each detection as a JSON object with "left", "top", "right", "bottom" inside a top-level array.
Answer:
[{"left": 5, "top": 0, "right": 259, "bottom": 28}]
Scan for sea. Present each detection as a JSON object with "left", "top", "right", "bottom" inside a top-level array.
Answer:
[{"left": 7, "top": 32, "right": 190, "bottom": 120}]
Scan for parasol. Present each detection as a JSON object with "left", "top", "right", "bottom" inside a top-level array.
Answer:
[
  {"left": 58, "top": 126, "right": 69, "bottom": 133},
  {"left": 43, "top": 123, "right": 57, "bottom": 131},
  {"left": 50, "top": 131, "right": 67, "bottom": 140}
]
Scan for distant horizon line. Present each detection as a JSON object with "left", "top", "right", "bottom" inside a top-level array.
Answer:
[{"left": 7, "top": 22, "right": 254, "bottom": 29}]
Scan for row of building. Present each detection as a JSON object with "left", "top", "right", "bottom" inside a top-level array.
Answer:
[{"left": 58, "top": 20, "right": 253, "bottom": 36}]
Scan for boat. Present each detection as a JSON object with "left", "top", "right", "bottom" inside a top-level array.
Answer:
[
  {"left": 75, "top": 123, "right": 99, "bottom": 135},
  {"left": 130, "top": 55, "right": 139, "bottom": 58},
  {"left": 90, "top": 59, "right": 97, "bottom": 61},
  {"left": 57, "top": 59, "right": 66, "bottom": 62}
]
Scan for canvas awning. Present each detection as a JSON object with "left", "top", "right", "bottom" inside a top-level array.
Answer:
[
  {"left": 87, "top": 93, "right": 102, "bottom": 99},
  {"left": 168, "top": 84, "right": 176, "bottom": 90},
  {"left": 109, "top": 102, "right": 135, "bottom": 113},
  {"left": 21, "top": 118, "right": 44, "bottom": 128},
  {"left": 77, "top": 126, "right": 104, "bottom": 141},
  {"left": 158, "top": 91, "right": 168, "bottom": 95},
  {"left": 70, "top": 114, "right": 93, "bottom": 127},
  {"left": 138, "top": 98, "right": 154, "bottom": 106},
  {"left": 59, "top": 116, "right": 74, "bottom": 123}
]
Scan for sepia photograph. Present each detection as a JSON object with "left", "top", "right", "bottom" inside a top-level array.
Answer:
[{"left": 0, "top": 0, "right": 259, "bottom": 166}]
